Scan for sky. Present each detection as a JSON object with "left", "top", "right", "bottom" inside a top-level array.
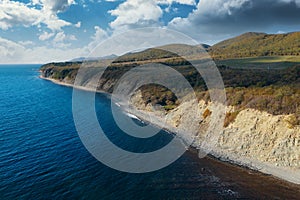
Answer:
[{"left": 1, "top": 0, "right": 300, "bottom": 64}]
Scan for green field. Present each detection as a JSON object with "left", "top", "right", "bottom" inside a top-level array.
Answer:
[{"left": 216, "top": 56, "right": 300, "bottom": 69}]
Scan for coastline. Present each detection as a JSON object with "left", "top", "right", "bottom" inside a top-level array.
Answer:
[
  {"left": 40, "top": 76, "right": 74, "bottom": 88},
  {"left": 39, "top": 76, "right": 111, "bottom": 96},
  {"left": 39, "top": 75, "right": 300, "bottom": 185},
  {"left": 124, "top": 103, "right": 300, "bottom": 185}
]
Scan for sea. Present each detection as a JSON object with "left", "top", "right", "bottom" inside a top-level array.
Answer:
[{"left": 0, "top": 65, "right": 300, "bottom": 199}]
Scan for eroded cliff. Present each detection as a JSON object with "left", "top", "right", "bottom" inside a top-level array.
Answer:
[{"left": 130, "top": 91, "right": 300, "bottom": 184}]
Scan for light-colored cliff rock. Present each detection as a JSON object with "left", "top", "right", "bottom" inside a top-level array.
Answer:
[{"left": 130, "top": 90, "right": 300, "bottom": 184}]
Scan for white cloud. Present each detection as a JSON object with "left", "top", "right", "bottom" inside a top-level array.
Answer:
[
  {"left": 69, "top": 35, "right": 77, "bottom": 41},
  {"left": 53, "top": 31, "right": 67, "bottom": 43},
  {"left": 88, "top": 26, "right": 109, "bottom": 50},
  {"left": 0, "top": 1, "right": 41, "bottom": 30},
  {"left": 0, "top": 0, "right": 73, "bottom": 31},
  {"left": 75, "top": 21, "right": 81, "bottom": 28},
  {"left": 0, "top": 36, "right": 86, "bottom": 64},
  {"left": 0, "top": 37, "right": 25, "bottom": 59},
  {"left": 31, "top": 0, "right": 76, "bottom": 13},
  {"left": 87, "top": 27, "right": 197, "bottom": 58},
  {"left": 109, "top": 0, "right": 163, "bottom": 30},
  {"left": 107, "top": 0, "right": 197, "bottom": 31},
  {"left": 39, "top": 31, "right": 55, "bottom": 41},
  {"left": 156, "top": 0, "right": 196, "bottom": 6},
  {"left": 18, "top": 40, "right": 35, "bottom": 46},
  {"left": 24, "top": 46, "right": 85, "bottom": 64},
  {"left": 52, "top": 31, "right": 78, "bottom": 48}
]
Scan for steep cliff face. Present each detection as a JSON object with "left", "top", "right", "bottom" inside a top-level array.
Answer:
[
  {"left": 220, "top": 109, "right": 300, "bottom": 168},
  {"left": 130, "top": 91, "right": 300, "bottom": 184}
]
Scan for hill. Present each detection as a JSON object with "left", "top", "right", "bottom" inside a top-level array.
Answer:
[
  {"left": 70, "top": 54, "right": 118, "bottom": 62},
  {"left": 113, "top": 44, "right": 209, "bottom": 63},
  {"left": 209, "top": 32, "right": 300, "bottom": 59}
]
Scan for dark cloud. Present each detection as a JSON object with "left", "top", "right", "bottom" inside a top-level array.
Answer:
[
  {"left": 202, "top": 0, "right": 300, "bottom": 32},
  {"left": 168, "top": 0, "right": 300, "bottom": 43}
]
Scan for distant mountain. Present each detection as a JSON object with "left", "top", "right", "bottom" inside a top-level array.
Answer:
[
  {"left": 70, "top": 54, "right": 118, "bottom": 62},
  {"left": 209, "top": 31, "right": 300, "bottom": 59},
  {"left": 114, "top": 44, "right": 210, "bottom": 63}
]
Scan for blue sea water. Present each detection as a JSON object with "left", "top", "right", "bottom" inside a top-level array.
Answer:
[{"left": 0, "top": 65, "right": 299, "bottom": 200}]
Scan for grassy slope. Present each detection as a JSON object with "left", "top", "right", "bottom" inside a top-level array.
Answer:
[
  {"left": 210, "top": 31, "right": 300, "bottom": 69},
  {"left": 209, "top": 32, "right": 300, "bottom": 59},
  {"left": 216, "top": 56, "right": 300, "bottom": 69}
]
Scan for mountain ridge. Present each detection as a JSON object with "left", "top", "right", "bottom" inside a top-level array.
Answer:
[{"left": 209, "top": 31, "right": 300, "bottom": 59}]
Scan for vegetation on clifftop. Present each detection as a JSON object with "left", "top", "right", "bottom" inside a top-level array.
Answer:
[{"left": 40, "top": 31, "right": 300, "bottom": 127}]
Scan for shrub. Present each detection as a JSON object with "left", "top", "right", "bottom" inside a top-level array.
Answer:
[
  {"left": 285, "top": 114, "right": 300, "bottom": 129},
  {"left": 202, "top": 109, "right": 212, "bottom": 119},
  {"left": 224, "top": 111, "right": 240, "bottom": 127}
]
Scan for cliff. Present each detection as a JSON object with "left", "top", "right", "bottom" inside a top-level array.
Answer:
[{"left": 130, "top": 91, "right": 300, "bottom": 184}]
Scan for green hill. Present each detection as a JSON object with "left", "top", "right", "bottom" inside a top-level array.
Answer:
[
  {"left": 114, "top": 44, "right": 209, "bottom": 63},
  {"left": 209, "top": 32, "right": 300, "bottom": 60}
]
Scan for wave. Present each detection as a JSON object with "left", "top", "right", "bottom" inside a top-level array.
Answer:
[{"left": 125, "top": 112, "right": 140, "bottom": 120}]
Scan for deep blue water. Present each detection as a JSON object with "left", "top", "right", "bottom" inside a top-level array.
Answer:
[{"left": 0, "top": 65, "right": 299, "bottom": 200}]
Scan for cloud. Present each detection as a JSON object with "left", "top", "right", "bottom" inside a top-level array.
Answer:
[
  {"left": 0, "top": 1, "right": 41, "bottom": 30},
  {"left": 156, "top": 0, "right": 196, "bottom": 6},
  {"left": 52, "top": 31, "right": 77, "bottom": 48},
  {"left": 86, "top": 27, "right": 199, "bottom": 60},
  {"left": 107, "top": 0, "right": 199, "bottom": 32},
  {"left": 31, "top": 0, "right": 75, "bottom": 13},
  {"left": 0, "top": 0, "right": 73, "bottom": 31},
  {"left": 18, "top": 41, "right": 35, "bottom": 46},
  {"left": 0, "top": 24, "right": 109, "bottom": 64},
  {"left": 53, "top": 32, "right": 67, "bottom": 43},
  {"left": 0, "top": 36, "right": 86, "bottom": 64},
  {"left": 0, "top": 37, "right": 25, "bottom": 59},
  {"left": 168, "top": 0, "right": 300, "bottom": 43},
  {"left": 109, "top": 0, "right": 163, "bottom": 30},
  {"left": 75, "top": 21, "right": 81, "bottom": 28},
  {"left": 88, "top": 26, "right": 109, "bottom": 50},
  {"left": 279, "top": 0, "right": 300, "bottom": 7},
  {"left": 39, "top": 31, "right": 55, "bottom": 41}
]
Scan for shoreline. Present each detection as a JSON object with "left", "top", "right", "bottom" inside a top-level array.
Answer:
[
  {"left": 123, "top": 102, "right": 300, "bottom": 185},
  {"left": 39, "top": 75, "right": 300, "bottom": 185},
  {"left": 40, "top": 76, "right": 112, "bottom": 96}
]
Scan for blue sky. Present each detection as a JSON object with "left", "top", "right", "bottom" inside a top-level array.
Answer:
[{"left": 1, "top": 0, "right": 300, "bottom": 63}]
